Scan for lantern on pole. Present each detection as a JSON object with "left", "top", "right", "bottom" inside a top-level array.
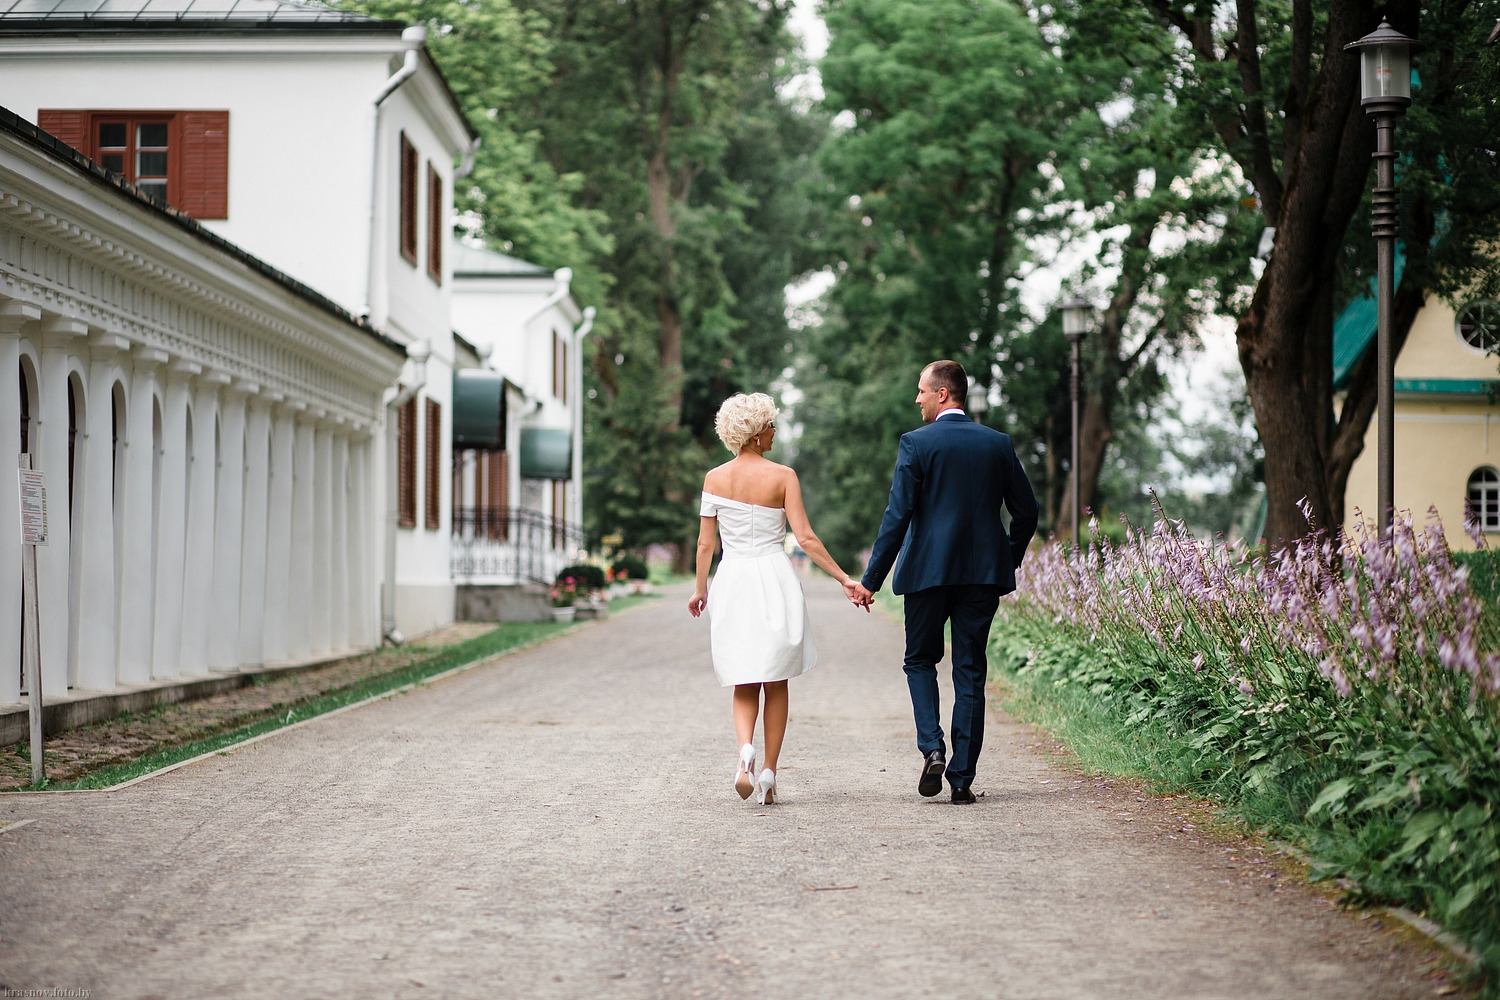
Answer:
[
  {"left": 1059, "top": 298, "right": 1092, "bottom": 549},
  {"left": 1344, "top": 19, "right": 1422, "bottom": 538}
]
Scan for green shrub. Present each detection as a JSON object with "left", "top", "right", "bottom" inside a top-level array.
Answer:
[
  {"left": 611, "top": 554, "right": 648, "bottom": 581},
  {"left": 557, "top": 564, "right": 605, "bottom": 590}
]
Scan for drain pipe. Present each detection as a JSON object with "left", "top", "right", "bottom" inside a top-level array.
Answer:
[
  {"left": 382, "top": 339, "right": 430, "bottom": 645},
  {"left": 360, "top": 24, "right": 427, "bottom": 322},
  {"left": 455, "top": 135, "right": 481, "bottom": 179},
  {"left": 522, "top": 268, "right": 573, "bottom": 328},
  {"left": 569, "top": 307, "right": 595, "bottom": 542}
]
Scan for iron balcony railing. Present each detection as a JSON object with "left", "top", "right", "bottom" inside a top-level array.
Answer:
[{"left": 450, "top": 506, "right": 586, "bottom": 585}]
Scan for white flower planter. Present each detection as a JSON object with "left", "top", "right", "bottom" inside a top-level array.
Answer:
[{"left": 551, "top": 606, "right": 577, "bottom": 623}]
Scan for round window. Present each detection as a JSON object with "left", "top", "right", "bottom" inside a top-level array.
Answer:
[{"left": 1456, "top": 299, "right": 1500, "bottom": 353}]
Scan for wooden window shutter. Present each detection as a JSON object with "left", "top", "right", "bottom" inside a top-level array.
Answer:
[
  {"left": 424, "top": 397, "right": 441, "bottom": 530},
  {"left": 490, "top": 449, "right": 508, "bottom": 540},
  {"left": 37, "top": 110, "right": 87, "bottom": 153},
  {"left": 177, "top": 111, "right": 229, "bottom": 219},
  {"left": 399, "top": 133, "right": 417, "bottom": 265},
  {"left": 397, "top": 396, "right": 416, "bottom": 528},
  {"left": 426, "top": 163, "right": 442, "bottom": 283}
]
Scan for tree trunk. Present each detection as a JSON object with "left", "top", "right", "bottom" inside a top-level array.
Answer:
[{"left": 1234, "top": 1, "right": 1378, "bottom": 548}]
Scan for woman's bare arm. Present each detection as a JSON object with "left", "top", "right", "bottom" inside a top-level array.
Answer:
[
  {"left": 687, "top": 513, "right": 718, "bottom": 617},
  {"left": 783, "top": 470, "right": 864, "bottom": 607}
]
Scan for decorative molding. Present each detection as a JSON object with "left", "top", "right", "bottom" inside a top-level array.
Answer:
[{"left": 0, "top": 144, "right": 403, "bottom": 428}]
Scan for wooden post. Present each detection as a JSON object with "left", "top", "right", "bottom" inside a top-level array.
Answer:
[{"left": 18, "top": 453, "right": 45, "bottom": 786}]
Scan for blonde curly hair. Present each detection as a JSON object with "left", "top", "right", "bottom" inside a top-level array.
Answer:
[{"left": 714, "top": 392, "right": 779, "bottom": 454}]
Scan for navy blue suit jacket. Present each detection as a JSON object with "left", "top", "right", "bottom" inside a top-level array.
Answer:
[{"left": 861, "top": 411, "right": 1039, "bottom": 596}]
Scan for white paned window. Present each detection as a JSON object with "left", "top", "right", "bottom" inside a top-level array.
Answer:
[{"left": 1468, "top": 466, "right": 1500, "bottom": 532}]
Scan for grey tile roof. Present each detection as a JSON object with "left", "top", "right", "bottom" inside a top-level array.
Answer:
[
  {"left": 451, "top": 241, "right": 551, "bottom": 279},
  {"left": 0, "top": 0, "right": 382, "bottom": 24}
]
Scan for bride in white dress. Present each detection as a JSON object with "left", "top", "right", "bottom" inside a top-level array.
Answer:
[{"left": 688, "top": 393, "right": 863, "bottom": 804}]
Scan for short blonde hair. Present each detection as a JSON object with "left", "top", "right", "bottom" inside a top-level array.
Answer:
[{"left": 714, "top": 392, "right": 779, "bottom": 453}]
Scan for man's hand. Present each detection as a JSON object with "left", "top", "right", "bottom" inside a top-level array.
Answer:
[{"left": 847, "top": 581, "right": 875, "bottom": 612}]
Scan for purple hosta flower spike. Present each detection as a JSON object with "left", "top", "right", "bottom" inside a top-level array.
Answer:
[{"left": 1463, "top": 502, "right": 1486, "bottom": 550}]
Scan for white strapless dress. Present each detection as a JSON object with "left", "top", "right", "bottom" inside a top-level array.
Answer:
[{"left": 700, "top": 491, "right": 818, "bottom": 686}]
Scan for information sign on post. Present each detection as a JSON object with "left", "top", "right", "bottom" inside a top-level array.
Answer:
[
  {"left": 19, "top": 465, "right": 48, "bottom": 546},
  {"left": 18, "top": 457, "right": 45, "bottom": 786}
]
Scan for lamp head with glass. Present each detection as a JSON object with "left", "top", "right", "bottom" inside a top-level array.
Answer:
[{"left": 1344, "top": 19, "right": 1424, "bottom": 109}]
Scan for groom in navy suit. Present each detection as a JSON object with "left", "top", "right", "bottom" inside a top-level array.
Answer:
[{"left": 851, "top": 360, "right": 1038, "bottom": 803}]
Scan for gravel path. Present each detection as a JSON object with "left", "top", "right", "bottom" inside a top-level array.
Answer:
[{"left": 0, "top": 578, "right": 1459, "bottom": 999}]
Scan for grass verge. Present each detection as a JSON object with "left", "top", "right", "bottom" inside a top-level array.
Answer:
[
  {"left": 16, "top": 617, "right": 588, "bottom": 792},
  {"left": 991, "top": 622, "right": 1492, "bottom": 994}
]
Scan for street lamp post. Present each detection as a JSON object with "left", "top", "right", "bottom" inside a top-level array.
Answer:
[
  {"left": 1345, "top": 19, "right": 1422, "bottom": 538},
  {"left": 1060, "top": 298, "right": 1091, "bottom": 549}
]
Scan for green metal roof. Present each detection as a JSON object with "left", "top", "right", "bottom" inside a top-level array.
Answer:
[{"left": 1332, "top": 249, "right": 1406, "bottom": 390}]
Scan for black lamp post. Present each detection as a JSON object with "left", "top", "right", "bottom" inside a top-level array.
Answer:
[
  {"left": 1060, "top": 298, "right": 1092, "bottom": 549},
  {"left": 1345, "top": 19, "right": 1422, "bottom": 538}
]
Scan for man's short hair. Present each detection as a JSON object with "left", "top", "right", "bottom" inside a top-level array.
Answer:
[{"left": 922, "top": 360, "right": 968, "bottom": 404}]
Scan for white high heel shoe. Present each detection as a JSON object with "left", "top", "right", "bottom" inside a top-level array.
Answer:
[
  {"left": 735, "top": 743, "right": 757, "bottom": 800},
  {"left": 756, "top": 768, "right": 776, "bottom": 805}
]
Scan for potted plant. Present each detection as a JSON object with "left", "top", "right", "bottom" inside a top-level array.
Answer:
[{"left": 550, "top": 576, "right": 579, "bottom": 622}]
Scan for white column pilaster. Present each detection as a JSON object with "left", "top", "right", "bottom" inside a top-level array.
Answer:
[
  {"left": 0, "top": 303, "right": 39, "bottom": 705},
  {"left": 117, "top": 348, "right": 167, "bottom": 685},
  {"left": 37, "top": 318, "right": 84, "bottom": 695},
  {"left": 309, "top": 417, "right": 332, "bottom": 656},
  {"left": 209, "top": 381, "right": 250, "bottom": 671},
  {"left": 286, "top": 407, "right": 315, "bottom": 659},
  {"left": 151, "top": 359, "right": 198, "bottom": 679},
  {"left": 330, "top": 427, "right": 350, "bottom": 652},
  {"left": 237, "top": 394, "right": 272, "bottom": 668},
  {"left": 261, "top": 398, "right": 298, "bottom": 663},
  {"left": 347, "top": 434, "right": 370, "bottom": 648},
  {"left": 74, "top": 332, "right": 130, "bottom": 691},
  {"left": 178, "top": 373, "right": 225, "bottom": 675}
]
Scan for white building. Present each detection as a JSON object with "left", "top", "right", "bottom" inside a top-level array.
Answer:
[
  {"left": 0, "top": 0, "right": 594, "bottom": 712},
  {"left": 0, "top": 0, "right": 479, "bottom": 641},
  {"left": 0, "top": 109, "right": 406, "bottom": 703},
  {"left": 449, "top": 243, "right": 591, "bottom": 600}
]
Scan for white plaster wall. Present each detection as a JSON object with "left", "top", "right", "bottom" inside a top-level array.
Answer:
[{"left": 0, "top": 46, "right": 389, "bottom": 314}]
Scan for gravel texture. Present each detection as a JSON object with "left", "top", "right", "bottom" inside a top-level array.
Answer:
[{"left": 0, "top": 579, "right": 1467, "bottom": 999}]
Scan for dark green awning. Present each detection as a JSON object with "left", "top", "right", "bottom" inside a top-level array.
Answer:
[
  {"left": 452, "top": 370, "right": 506, "bottom": 449},
  {"left": 519, "top": 427, "right": 572, "bottom": 480}
]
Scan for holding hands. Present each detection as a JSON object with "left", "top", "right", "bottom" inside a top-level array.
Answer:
[{"left": 843, "top": 579, "right": 874, "bottom": 612}]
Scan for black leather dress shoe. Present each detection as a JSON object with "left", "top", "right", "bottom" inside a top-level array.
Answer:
[
  {"left": 918, "top": 748, "right": 946, "bottom": 797},
  {"left": 951, "top": 786, "right": 977, "bottom": 804}
]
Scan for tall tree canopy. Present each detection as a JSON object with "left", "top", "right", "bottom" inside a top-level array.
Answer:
[
  {"left": 346, "top": 0, "right": 823, "bottom": 553},
  {"left": 1105, "top": 0, "right": 1500, "bottom": 546},
  {"left": 515, "top": 0, "right": 823, "bottom": 553}
]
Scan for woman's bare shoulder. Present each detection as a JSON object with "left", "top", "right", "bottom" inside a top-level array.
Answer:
[{"left": 701, "top": 460, "right": 737, "bottom": 493}]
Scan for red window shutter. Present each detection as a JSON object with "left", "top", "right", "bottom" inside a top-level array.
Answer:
[
  {"left": 37, "top": 110, "right": 87, "bottom": 153},
  {"left": 177, "top": 111, "right": 229, "bottom": 219},
  {"left": 425, "top": 398, "right": 442, "bottom": 530},
  {"left": 426, "top": 163, "right": 443, "bottom": 282},
  {"left": 398, "top": 397, "right": 416, "bottom": 528},
  {"left": 399, "top": 133, "right": 417, "bottom": 265}
]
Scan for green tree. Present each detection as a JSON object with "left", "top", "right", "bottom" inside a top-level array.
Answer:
[
  {"left": 517, "top": 0, "right": 823, "bottom": 553},
  {"left": 795, "top": 0, "right": 1076, "bottom": 564},
  {"left": 1110, "top": 0, "right": 1500, "bottom": 546}
]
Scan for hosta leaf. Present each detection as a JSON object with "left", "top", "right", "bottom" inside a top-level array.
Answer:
[{"left": 1307, "top": 778, "right": 1355, "bottom": 818}]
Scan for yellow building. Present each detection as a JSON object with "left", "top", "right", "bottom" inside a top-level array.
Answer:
[{"left": 1339, "top": 289, "right": 1500, "bottom": 550}]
